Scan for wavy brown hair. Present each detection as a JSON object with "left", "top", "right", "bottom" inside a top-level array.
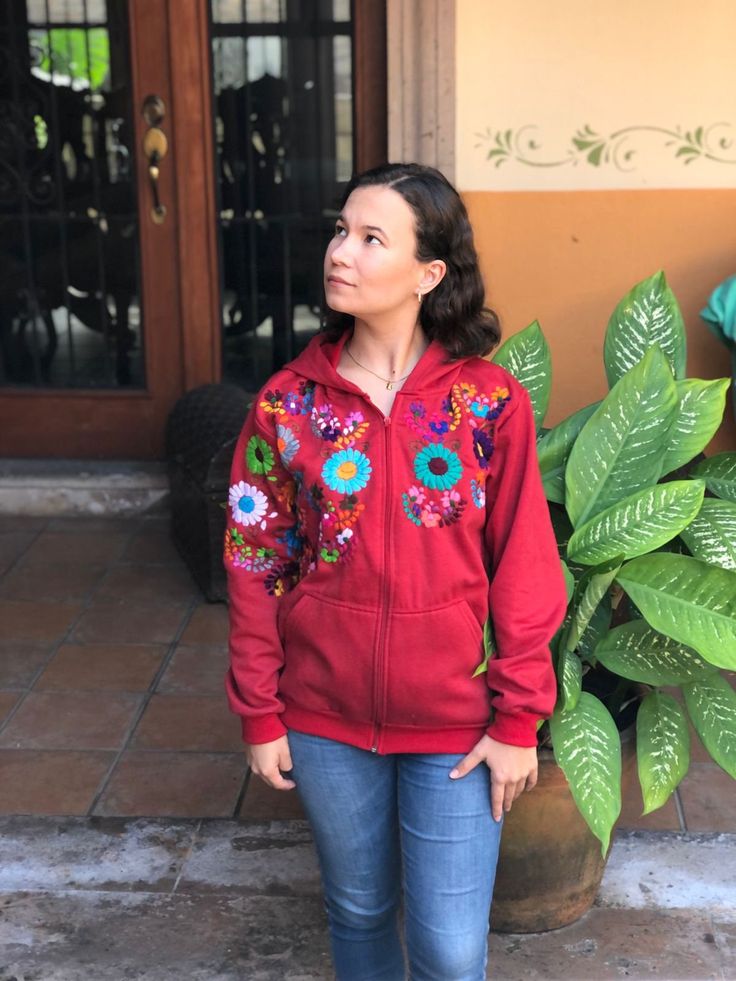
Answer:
[{"left": 321, "top": 162, "right": 501, "bottom": 359}]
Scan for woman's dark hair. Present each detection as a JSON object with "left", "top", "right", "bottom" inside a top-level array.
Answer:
[{"left": 321, "top": 162, "right": 501, "bottom": 359}]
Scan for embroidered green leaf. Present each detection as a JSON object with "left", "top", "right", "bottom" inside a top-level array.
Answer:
[
  {"left": 604, "top": 272, "right": 687, "bottom": 387},
  {"left": 661, "top": 378, "right": 730, "bottom": 476},
  {"left": 594, "top": 620, "right": 717, "bottom": 686},
  {"left": 615, "top": 553, "right": 736, "bottom": 670},
  {"left": 566, "top": 480, "right": 705, "bottom": 565},
  {"left": 637, "top": 691, "right": 690, "bottom": 814},
  {"left": 683, "top": 673, "right": 736, "bottom": 778},
  {"left": 537, "top": 402, "right": 600, "bottom": 504},
  {"left": 690, "top": 452, "right": 736, "bottom": 502},
  {"left": 492, "top": 320, "right": 551, "bottom": 431},
  {"left": 565, "top": 346, "right": 678, "bottom": 528},
  {"left": 680, "top": 499, "right": 736, "bottom": 570},
  {"left": 550, "top": 693, "right": 621, "bottom": 855}
]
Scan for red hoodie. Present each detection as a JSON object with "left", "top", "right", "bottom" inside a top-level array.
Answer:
[{"left": 224, "top": 331, "right": 567, "bottom": 752}]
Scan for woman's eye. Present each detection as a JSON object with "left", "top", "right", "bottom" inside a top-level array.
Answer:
[
  {"left": 366, "top": 234, "right": 381, "bottom": 245},
  {"left": 334, "top": 225, "right": 347, "bottom": 237}
]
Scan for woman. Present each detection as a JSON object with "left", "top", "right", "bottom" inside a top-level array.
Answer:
[{"left": 225, "top": 162, "right": 567, "bottom": 980}]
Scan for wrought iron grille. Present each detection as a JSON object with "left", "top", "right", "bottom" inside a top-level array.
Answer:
[
  {"left": 210, "top": 0, "right": 353, "bottom": 390},
  {"left": 0, "top": 0, "right": 142, "bottom": 389}
]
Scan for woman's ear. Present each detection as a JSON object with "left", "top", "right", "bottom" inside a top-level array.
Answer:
[{"left": 419, "top": 259, "right": 447, "bottom": 294}]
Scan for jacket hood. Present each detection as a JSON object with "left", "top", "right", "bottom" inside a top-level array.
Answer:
[{"left": 285, "top": 331, "right": 470, "bottom": 396}]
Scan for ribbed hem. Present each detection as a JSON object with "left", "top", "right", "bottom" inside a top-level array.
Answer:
[
  {"left": 241, "top": 713, "right": 287, "bottom": 745},
  {"left": 486, "top": 710, "right": 541, "bottom": 747},
  {"left": 282, "top": 706, "right": 488, "bottom": 755}
]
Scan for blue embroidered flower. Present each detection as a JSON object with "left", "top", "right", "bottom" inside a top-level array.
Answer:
[
  {"left": 322, "top": 448, "right": 372, "bottom": 494},
  {"left": 471, "top": 478, "right": 486, "bottom": 508},
  {"left": 428, "top": 415, "right": 449, "bottom": 436},
  {"left": 413, "top": 444, "right": 463, "bottom": 490},
  {"left": 276, "top": 424, "right": 300, "bottom": 465}
]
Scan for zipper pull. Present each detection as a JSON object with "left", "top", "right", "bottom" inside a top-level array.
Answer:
[{"left": 384, "top": 416, "right": 391, "bottom": 428}]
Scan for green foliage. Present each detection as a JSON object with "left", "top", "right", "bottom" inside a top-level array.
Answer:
[{"left": 508, "top": 271, "right": 735, "bottom": 853}]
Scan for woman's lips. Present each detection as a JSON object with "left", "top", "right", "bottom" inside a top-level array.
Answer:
[{"left": 326, "top": 274, "right": 354, "bottom": 287}]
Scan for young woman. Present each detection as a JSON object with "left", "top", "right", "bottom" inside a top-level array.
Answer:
[{"left": 225, "top": 162, "right": 567, "bottom": 980}]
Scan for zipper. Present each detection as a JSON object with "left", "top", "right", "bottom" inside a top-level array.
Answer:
[{"left": 370, "top": 412, "right": 394, "bottom": 753}]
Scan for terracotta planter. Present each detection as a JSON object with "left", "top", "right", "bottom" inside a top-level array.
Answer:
[{"left": 491, "top": 730, "right": 636, "bottom": 934}]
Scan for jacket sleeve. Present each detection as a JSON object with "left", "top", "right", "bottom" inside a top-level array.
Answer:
[
  {"left": 483, "top": 384, "right": 568, "bottom": 747},
  {"left": 224, "top": 396, "right": 301, "bottom": 745}
]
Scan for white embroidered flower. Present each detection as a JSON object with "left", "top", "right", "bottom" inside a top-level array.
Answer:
[{"left": 229, "top": 481, "right": 275, "bottom": 529}]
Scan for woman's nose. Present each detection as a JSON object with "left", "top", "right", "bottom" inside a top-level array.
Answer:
[{"left": 330, "top": 236, "right": 352, "bottom": 265}]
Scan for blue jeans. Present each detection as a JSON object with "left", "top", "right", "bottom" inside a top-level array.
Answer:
[{"left": 288, "top": 731, "right": 503, "bottom": 981}]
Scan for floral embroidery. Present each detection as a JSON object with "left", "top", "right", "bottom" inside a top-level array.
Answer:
[
  {"left": 264, "top": 561, "right": 300, "bottom": 596},
  {"left": 471, "top": 478, "right": 486, "bottom": 509},
  {"left": 229, "top": 481, "right": 277, "bottom": 530},
  {"left": 276, "top": 425, "right": 300, "bottom": 466},
  {"left": 322, "top": 448, "right": 372, "bottom": 495},
  {"left": 260, "top": 380, "right": 315, "bottom": 416},
  {"left": 246, "top": 435, "right": 275, "bottom": 476},
  {"left": 413, "top": 444, "right": 462, "bottom": 491},
  {"left": 225, "top": 527, "right": 277, "bottom": 571}
]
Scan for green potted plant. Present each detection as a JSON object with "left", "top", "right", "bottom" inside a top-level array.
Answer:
[{"left": 483, "top": 271, "right": 736, "bottom": 932}]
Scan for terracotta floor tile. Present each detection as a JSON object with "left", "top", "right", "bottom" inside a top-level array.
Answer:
[
  {"left": 679, "top": 762, "right": 736, "bottom": 831},
  {"left": 0, "top": 533, "right": 37, "bottom": 574},
  {"left": 157, "top": 644, "right": 228, "bottom": 694},
  {"left": 0, "top": 749, "right": 114, "bottom": 815},
  {"left": 0, "top": 642, "right": 55, "bottom": 687},
  {"left": 179, "top": 603, "right": 229, "bottom": 645},
  {"left": 98, "top": 564, "right": 198, "bottom": 607},
  {"left": 71, "top": 598, "right": 189, "bottom": 645},
  {"left": 45, "top": 517, "right": 137, "bottom": 534},
  {"left": 122, "top": 523, "right": 183, "bottom": 564},
  {"left": 238, "top": 774, "right": 306, "bottom": 821},
  {"left": 618, "top": 776, "right": 682, "bottom": 831},
  {"left": 0, "top": 561, "right": 107, "bottom": 601},
  {"left": 0, "top": 599, "right": 82, "bottom": 642},
  {"left": 0, "top": 690, "right": 142, "bottom": 750},
  {"left": 93, "top": 750, "right": 245, "bottom": 817},
  {"left": 0, "top": 692, "right": 21, "bottom": 725},
  {"left": 130, "top": 694, "right": 242, "bottom": 751},
  {"left": 20, "top": 531, "right": 130, "bottom": 566},
  {"left": 35, "top": 644, "right": 167, "bottom": 692}
]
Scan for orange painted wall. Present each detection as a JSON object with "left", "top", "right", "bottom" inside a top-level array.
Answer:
[{"left": 464, "top": 188, "right": 736, "bottom": 454}]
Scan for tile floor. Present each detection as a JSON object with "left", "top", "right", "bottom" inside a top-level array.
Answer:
[{"left": 0, "top": 513, "right": 733, "bottom": 831}]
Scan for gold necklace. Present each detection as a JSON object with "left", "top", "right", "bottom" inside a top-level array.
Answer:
[{"left": 344, "top": 341, "right": 416, "bottom": 391}]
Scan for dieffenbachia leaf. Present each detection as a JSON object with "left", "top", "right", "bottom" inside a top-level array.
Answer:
[
  {"left": 680, "top": 498, "right": 736, "bottom": 571},
  {"left": 690, "top": 452, "right": 736, "bottom": 503},
  {"left": 682, "top": 673, "right": 736, "bottom": 779},
  {"left": 493, "top": 320, "right": 551, "bottom": 431},
  {"left": 661, "top": 378, "right": 730, "bottom": 476},
  {"left": 537, "top": 402, "right": 600, "bottom": 504},
  {"left": 615, "top": 554, "right": 736, "bottom": 671},
  {"left": 604, "top": 270, "right": 687, "bottom": 386},
  {"left": 636, "top": 690, "right": 690, "bottom": 814},
  {"left": 550, "top": 692, "right": 621, "bottom": 855},
  {"left": 593, "top": 620, "right": 718, "bottom": 686},
  {"left": 565, "top": 346, "right": 678, "bottom": 528}
]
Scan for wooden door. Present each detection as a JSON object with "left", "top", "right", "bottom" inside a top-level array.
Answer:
[{"left": 0, "top": 0, "right": 219, "bottom": 458}]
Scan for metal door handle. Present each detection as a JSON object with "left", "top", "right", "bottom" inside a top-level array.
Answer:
[{"left": 142, "top": 96, "right": 168, "bottom": 224}]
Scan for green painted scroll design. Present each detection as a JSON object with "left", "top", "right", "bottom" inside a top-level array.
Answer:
[{"left": 475, "top": 123, "right": 736, "bottom": 170}]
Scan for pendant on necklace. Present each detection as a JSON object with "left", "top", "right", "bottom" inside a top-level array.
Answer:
[{"left": 386, "top": 381, "right": 394, "bottom": 391}]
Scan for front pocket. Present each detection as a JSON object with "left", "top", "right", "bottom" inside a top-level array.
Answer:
[
  {"left": 279, "top": 592, "right": 378, "bottom": 721},
  {"left": 384, "top": 600, "right": 489, "bottom": 728}
]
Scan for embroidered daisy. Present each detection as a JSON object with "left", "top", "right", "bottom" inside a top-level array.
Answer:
[
  {"left": 413, "top": 443, "right": 463, "bottom": 490},
  {"left": 276, "top": 424, "right": 300, "bottom": 465},
  {"left": 246, "top": 435, "right": 275, "bottom": 475},
  {"left": 322, "top": 448, "right": 372, "bottom": 494},
  {"left": 229, "top": 481, "right": 276, "bottom": 529}
]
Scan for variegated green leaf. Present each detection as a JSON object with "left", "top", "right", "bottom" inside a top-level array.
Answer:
[
  {"left": 616, "top": 554, "right": 736, "bottom": 670},
  {"left": 604, "top": 271, "right": 687, "bottom": 386},
  {"left": 472, "top": 618, "right": 497, "bottom": 677},
  {"left": 637, "top": 691, "right": 690, "bottom": 814},
  {"left": 565, "top": 347, "right": 678, "bottom": 528},
  {"left": 550, "top": 692, "right": 621, "bottom": 855},
  {"left": 561, "top": 557, "right": 623, "bottom": 655},
  {"left": 566, "top": 480, "right": 705, "bottom": 565},
  {"left": 682, "top": 673, "right": 736, "bottom": 778},
  {"left": 557, "top": 650, "right": 582, "bottom": 712},
  {"left": 493, "top": 320, "right": 551, "bottom": 431},
  {"left": 690, "top": 452, "right": 736, "bottom": 502},
  {"left": 661, "top": 378, "right": 730, "bottom": 476},
  {"left": 577, "top": 592, "right": 612, "bottom": 664},
  {"left": 594, "top": 620, "right": 717, "bottom": 686},
  {"left": 537, "top": 403, "right": 600, "bottom": 503},
  {"left": 561, "top": 559, "right": 576, "bottom": 604},
  {"left": 680, "top": 499, "right": 736, "bottom": 570}
]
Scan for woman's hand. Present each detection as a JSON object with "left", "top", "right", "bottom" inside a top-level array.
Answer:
[
  {"left": 245, "top": 735, "right": 296, "bottom": 791},
  {"left": 450, "top": 735, "right": 538, "bottom": 822}
]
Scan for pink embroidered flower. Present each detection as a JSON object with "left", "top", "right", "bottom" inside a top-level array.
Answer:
[
  {"left": 406, "top": 485, "right": 426, "bottom": 506},
  {"left": 440, "top": 488, "right": 462, "bottom": 510},
  {"left": 420, "top": 506, "right": 442, "bottom": 528}
]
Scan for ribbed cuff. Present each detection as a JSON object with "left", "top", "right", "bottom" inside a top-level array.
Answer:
[
  {"left": 241, "top": 713, "right": 287, "bottom": 745},
  {"left": 486, "top": 710, "right": 541, "bottom": 747}
]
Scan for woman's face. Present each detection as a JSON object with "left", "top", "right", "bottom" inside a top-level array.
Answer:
[{"left": 323, "top": 185, "right": 429, "bottom": 322}]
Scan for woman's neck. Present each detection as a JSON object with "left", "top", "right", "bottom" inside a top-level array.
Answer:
[{"left": 347, "top": 318, "right": 429, "bottom": 382}]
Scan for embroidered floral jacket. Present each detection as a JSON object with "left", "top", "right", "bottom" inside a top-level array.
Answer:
[{"left": 225, "top": 331, "right": 567, "bottom": 752}]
